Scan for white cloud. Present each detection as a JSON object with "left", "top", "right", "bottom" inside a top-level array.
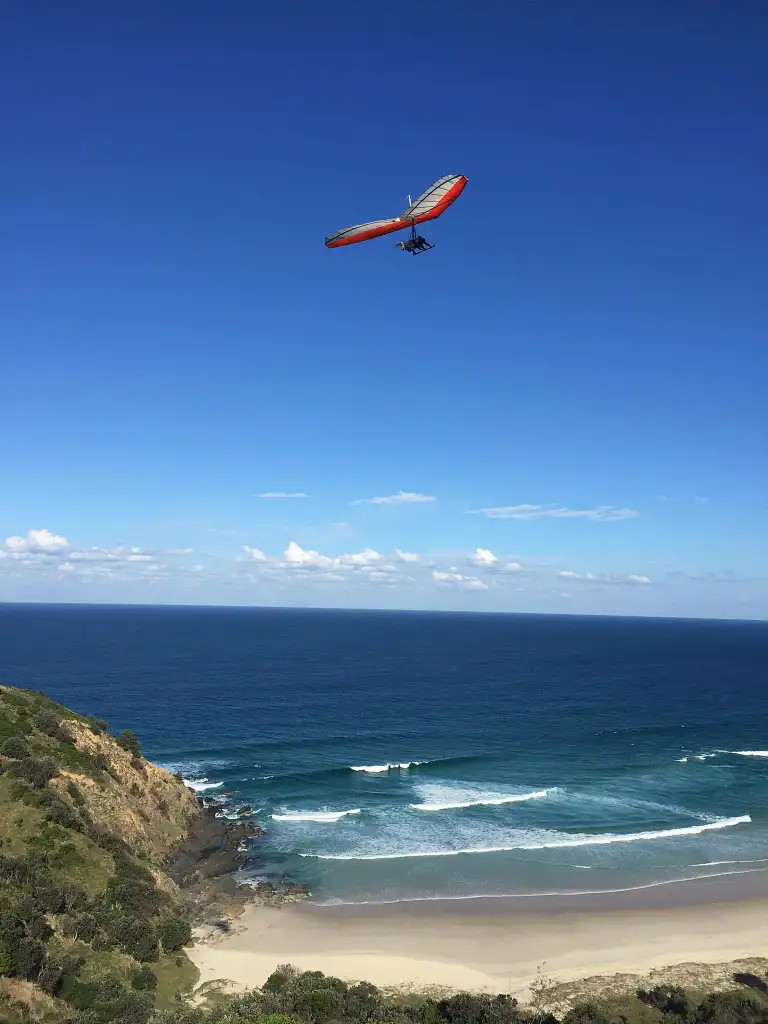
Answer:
[
  {"left": 472, "top": 548, "right": 499, "bottom": 566},
  {"left": 468, "top": 504, "right": 638, "bottom": 522},
  {"left": 353, "top": 491, "right": 436, "bottom": 506},
  {"left": 0, "top": 529, "right": 196, "bottom": 579},
  {"left": 3, "top": 529, "right": 70, "bottom": 554},
  {"left": 469, "top": 549, "right": 524, "bottom": 573},
  {"left": 557, "top": 570, "right": 651, "bottom": 586},
  {"left": 256, "top": 492, "right": 309, "bottom": 499},
  {"left": 242, "top": 545, "right": 267, "bottom": 562},
  {"left": 395, "top": 549, "right": 420, "bottom": 562},
  {"left": 283, "top": 541, "right": 334, "bottom": 568},
  {"left": 337, "top": 548, "right": 383, "bottom": 566},
  {"left": 432, "top": 570, "right": 488, "bottom": 591}
]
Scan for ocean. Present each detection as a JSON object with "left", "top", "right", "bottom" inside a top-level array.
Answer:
[{"left": 1, "top": 603, "right": 767, "bottom": 905}]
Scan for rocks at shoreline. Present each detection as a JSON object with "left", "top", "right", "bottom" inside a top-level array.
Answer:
[
  {"left": 167, "top": 794, "right": 308, "bottom": 924},
  {"left": 166, "top": 801, "right": 264, "bottom": 886}
]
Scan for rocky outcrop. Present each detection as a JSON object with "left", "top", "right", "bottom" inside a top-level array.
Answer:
[{"left": 166, "top": 804, "right": 264, "bottom": 886}]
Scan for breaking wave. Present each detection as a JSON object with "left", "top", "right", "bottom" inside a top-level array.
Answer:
[
  {"left": 305, "top": 814, "right": 751, "bottom": 860},
  {"left": 184, "top": 778, "right": 223, "bottom": 792},
  {"left": 411, "top": 787, "right": 551, "bottom": 811},
  {"left": 733, "top": 751, "right": 768, "bottom": 758},
  {"left": 350, "top": 761, "right": 427, "bottom": 773},
  {"left": 272, "top": 809, "right": 362, "bottom": 822}
]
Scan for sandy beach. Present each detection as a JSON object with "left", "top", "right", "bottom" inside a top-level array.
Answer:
[{"left": 189, "top": 875, "right": 768, "bottom": 1001}]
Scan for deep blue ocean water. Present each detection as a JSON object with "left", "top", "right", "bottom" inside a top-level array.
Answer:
[{"left": 1, "top": 604, "right": 767, "bottom": 904}]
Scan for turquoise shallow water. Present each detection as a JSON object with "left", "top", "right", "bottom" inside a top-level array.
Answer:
[{"left": 1, "top": 604, "right": 767, "bottom": 903}]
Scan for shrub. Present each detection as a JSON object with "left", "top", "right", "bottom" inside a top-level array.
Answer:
[
  {"left": 0, "top": 736, "right": 29, "bottom": 759},
  {"left": 160, "top": 916, "right": 192, "bottom": 952},
  {"left": 73, "top": 913, "right": 98, "bottom": 943},
  {"left": 8, "top": 756, "right": 59, "bottom": 788},
  {"left": 87, "top": 715, "right": 109, "bottom": 734},
  {"left": 115, "top": 917, "right": 160, "bottom": 962},
  {"left": 64, "top": 885, "right": 87, "bottom": 913},
  {"left": 0, "top": 944, "right": 14, "bottom": 977},
  {"left": 28, "top": 916, "right": 53, "bottom": 942},
  {"left": 34, "top": 710, "right": 61, "bottom": 736},
  {"left": 117, "top": 730, "right": 142, "bottom": 758},
  {"left": 37, "top": 954, "right": 64, "bottom": 995},
  {"left": 13, "top": 936, "right": 45, "bottom": 980},
  {"left": 690, "top": 992, "right": 768, "bottom": 1024},
  {"left": 107, "top": 876, "right": 162, "bottom": 918},
  {"left": 638, "top": 986, "right": 690, "bottom": 1016},
  {"left": 66, "top": 779, "right": 85, "bottom": 805},
  {"left": 562, "top": 1005, "right": 610, "bottom": 1024},
  {"left": 132, "top": 963, "right": 158, "bottom": 991}
]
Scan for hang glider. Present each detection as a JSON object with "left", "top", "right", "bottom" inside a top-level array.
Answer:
[{"left": 325, "top": 173, "right": 468, "bottom": 254}]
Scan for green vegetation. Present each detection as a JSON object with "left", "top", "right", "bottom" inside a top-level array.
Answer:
[
  {"left": 117, "top": 729, "right": 142, "bottom": 758},
  {"left": 145, "top": 965, "right": 768, "bottom": 1024},
  {"left": 0, "top": 684, "right": 198, "bottom": 1023}
]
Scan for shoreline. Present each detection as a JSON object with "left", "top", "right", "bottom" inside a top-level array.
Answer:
[
  {"left": 189, "top": 873, "right": 768, "bottom": 1001},
  {"left": 297, "top": 865, "right": 768, "bottom": 914}
]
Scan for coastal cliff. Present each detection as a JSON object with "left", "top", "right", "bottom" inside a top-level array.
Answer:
[{"left": 0, "top": 683, "right": 274, "bottom": 1022}]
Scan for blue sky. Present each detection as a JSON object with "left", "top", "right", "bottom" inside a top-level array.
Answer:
[{"left": 4, "top": 0, "right": 766, "bottom": 617}]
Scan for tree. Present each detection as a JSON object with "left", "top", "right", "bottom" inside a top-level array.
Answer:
[
  {"left": 116, "top": 730, "right": 142, "bottom": 758},
  {"left": 160, "top": 916, "right": 192, "bottom": 952}
]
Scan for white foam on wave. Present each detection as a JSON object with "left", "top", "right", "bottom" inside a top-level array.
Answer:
[
  {"left": 306, "top": 814, "right": 752, "bottom": 860},
  {"left": 733, "top": 751, "right": 768, "bottom": 758},
  {"left": 691, "top": 857, "right": 768, "bottom": 867},
  {"left": 185, "top": 778, "right": 224, "bottom": 792},
  {"left": 350, "top": 762, "right": 426, "bottom": 773},
  {"left": 411, "top": 787, "right": 551, "bottom": 812},
  {"left": 272, "top": 809, "right": 361, "bottom": 823},
  {"left": 676, "top": 752, "right": 719, "bottom": 763}
]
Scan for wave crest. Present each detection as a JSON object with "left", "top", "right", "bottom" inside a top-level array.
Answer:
[
  {"left": 184, "top": 778, "right": 223, "bottom": 792},
  {"left": 306, "top": 814, "right": 751, "bottom": 860},
  {"left": 272, "top": 809, "right": 361, "bottom": 823},
  {"left": 411, "top": 788, "right": 551, "bottom": 812},
  {"left": 350, "top": 762, "right": 426, "bottom": 773}
]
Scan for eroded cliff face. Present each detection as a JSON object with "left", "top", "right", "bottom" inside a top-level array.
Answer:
[{"left": 48, "top": 717, "right": 200, "bottom": 868}]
